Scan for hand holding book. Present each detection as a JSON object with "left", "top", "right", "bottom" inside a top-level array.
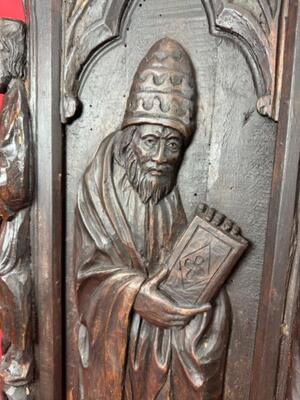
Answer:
[
  {"left": 134, "top": 266, "right": 211, "bottom": 329},
  {"left": 160, "top": 204, "right": 249, "bottom": 307}
]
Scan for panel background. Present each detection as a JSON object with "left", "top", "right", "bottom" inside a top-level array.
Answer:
[{"left": 66, "top": 1, "right": 277, "bottom": 398}]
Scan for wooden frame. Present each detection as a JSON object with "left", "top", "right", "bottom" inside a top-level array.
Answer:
[
  {"left": 251, "top": 1, "right": 300, "bottom": 398},
  {"left": 11, "top": 0, "right": 300, "bottom": 398},
  {"left": 29, "top": 0, "right": 63, "bottom": 398}
]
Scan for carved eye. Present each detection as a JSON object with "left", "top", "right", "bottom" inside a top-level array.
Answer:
[
  {"left": 143, "top": 136, "right": 156, "bottom": 148},
  {"left": 167, "top": 140, "right": 181, "bottom": 152}
]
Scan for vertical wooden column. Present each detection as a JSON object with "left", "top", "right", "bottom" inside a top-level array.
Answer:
[
  {"left": 29, "top": 0, "right": 63, "bottom": 399},
  {"left": 250, "top": 0, "right": 300, "bottom": 399}
]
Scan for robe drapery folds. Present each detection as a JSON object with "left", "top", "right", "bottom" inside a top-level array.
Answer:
[
  {"left": 0, "top": 80, "right": 32, "bottom": 390},
  {"left": 0, "top": 79, "right": 31, "bottom": 218},
  {"left": 75, "top": 131, "right": 230, "bottom": 400}
]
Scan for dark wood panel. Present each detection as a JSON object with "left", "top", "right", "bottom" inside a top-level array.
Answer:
[
  {"left": 29, "top": 1, "right": 63, "bottom": 399},
  {"left": 208, "top": 38, "right": 277, "bottom": 400},
  {"left": 65, "top": 1, "right": 278, "bottom": 399},
  {"left": 280, "top": 195, "right": 300, "bottom": 400},
  {"left": 0, "top": 0, "right": 295, "bottom": 399},
  {"left": 61, "top": 1, "right": 300, "bottom": 400},
  {"left": 250, "top": 1, "right": 300, "bottom": 399}
]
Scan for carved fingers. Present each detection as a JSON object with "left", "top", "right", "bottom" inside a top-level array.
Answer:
[
  {"left": 231, "top": 223, "right": 241, "bottom": 236},
  {"left": 196, "top": 203, "right": 244, "bottom": 241},
  {"left": 198, "top": 203, "right": 221, "bottom": 224},
  {"left": 134, "top": 268, "right": 211, "bottom": 329},
  {"left": 183, "top": 303, "right": 212, "bottom": 316},
  {"left": 221, "top": 218, "right": 233, "bottom": 232},
  {"left": 147, "top": 267, "right": 169, "bottom": 287},
  {"left": 211, "top": 212, "right": 224, "bottom": 226},
  {"left": 165, "top": 303, "right": 212, "bottom": 328}
]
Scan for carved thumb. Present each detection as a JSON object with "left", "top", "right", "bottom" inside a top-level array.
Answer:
[{"left": 149, "top": 267, "right": 169, "bottom": 287}]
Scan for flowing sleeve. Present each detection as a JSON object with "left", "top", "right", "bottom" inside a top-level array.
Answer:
[
  {"left": 171, "top": 289, "right": 231, "bottom": 400},
  {"left": 74, "top": 136, "right": 145, "bottom": 400}
]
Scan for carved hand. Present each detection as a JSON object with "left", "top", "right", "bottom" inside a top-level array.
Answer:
[
  {"left": 197, "top": 203, "right": 245, "bottom": 241},
  {"left": 134, "top": 268, "right": 211, "bottom": 329}
]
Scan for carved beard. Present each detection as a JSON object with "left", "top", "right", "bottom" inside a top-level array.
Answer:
[{"left": 123, "top": 142, "right": 177, "bottom": 205}]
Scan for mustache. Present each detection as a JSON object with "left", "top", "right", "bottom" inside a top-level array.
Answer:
[
  {"left": 144, "top": 163, "right": 173, "bottom": 174},
  {"left": 123, "top": 144, "right": 176, "bottom": 204}
]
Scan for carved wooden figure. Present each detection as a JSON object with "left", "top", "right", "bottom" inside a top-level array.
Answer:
[
  {"left": 0, "top": 18, "right": 33, "bottom": 400},
  {"left": 2, "top": 0, "right": 294, "bottom": 399},
  {"left": 74, "top": 38, "right": 247, "bottom": 400}
]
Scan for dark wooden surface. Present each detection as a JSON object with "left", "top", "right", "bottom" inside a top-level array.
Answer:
[
  {"left": 71, "top": 36, "right": 251, "bottom": 399},
  {"left": 273, "top": 2, "right": 300, "bottom": 398},
  {"left": 29, "top": 0, "right": 63, "bottom": 399},
  {"left": 250, "top": 1, "right": 300, "bottom": 399},
  {"left": 5, "top": 0, "right": 297, "bottom": 399},
  {"left": 65, "top": 1, "right": 278, "bottom": 399},
  {"left": 281, "top": 197, "right": 300, "bottom": 400}
]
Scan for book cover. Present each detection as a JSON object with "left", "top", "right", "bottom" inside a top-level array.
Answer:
[{"left": 160, "top": 207, "right": 248, "bottom": 306}]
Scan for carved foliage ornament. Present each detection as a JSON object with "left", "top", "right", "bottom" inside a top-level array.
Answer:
[{"left": 62, "top": 0, "right": 288, "bottom": 123}]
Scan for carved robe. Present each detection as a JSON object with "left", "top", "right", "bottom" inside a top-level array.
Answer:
[
  {"left": 75, "top": 131, "right": 230, "bottom": 400},
  {"left": 0, "top": 79, "right": 32, "bottom": 395}
]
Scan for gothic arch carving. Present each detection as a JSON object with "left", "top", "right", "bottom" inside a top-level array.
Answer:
[
  {"left": 61, "top": 0, "right": 131, "bottom": 122},
  {"left": 202, "top": 0, "right": 288, "bottom": 120},
  {"left": 61, "top": 0, "right": 288, "bottom": 123}
]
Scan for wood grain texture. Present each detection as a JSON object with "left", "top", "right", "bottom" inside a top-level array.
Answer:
[
  {"left": 62, "top": 0, "right": 290, "bottom": 123},
  {"left": 207, "top": 37, "right": 276, "bottom": 400},
  {"left": 71, "top": 37, "right": 248, "bottom": 399},
  {"left": 66, "top": 5, "right": 219, "bottom": 397},
  {"left": 279, "top": 200, "right": 299, "bottom": 400},
  {"left": 61, "top": 0, "right": 131, "bottom": 122},
  {"left": 29, "top": 1, "right": 63, "bottom": 399},
  {"left": 65, "top": 1, "right": 277, "bottom": 399},
  {"left": 202, "top": 0, "right": 289, "bottom": 120},
  {"left": 250, "top": 0, "right": 300, "bottom": 399}
]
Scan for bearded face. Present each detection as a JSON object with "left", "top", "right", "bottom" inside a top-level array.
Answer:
[{"left": 121, "top": 124, "right": 185, "bottom": 204}]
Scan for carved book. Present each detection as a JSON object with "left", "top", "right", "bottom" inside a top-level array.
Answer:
[{"left": 160, "top": 210, "right": 248, "bottom": 306}]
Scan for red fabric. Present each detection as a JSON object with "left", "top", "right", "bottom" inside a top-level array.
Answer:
[
  {"left": 0, "top": 0, "right": 25, "bottom": 22},
  {"left": 0, "top": 0, "right": 26, "bottom": 366},
  {"left": 0, "top": 0, "right": 25, "bottom": 117}
]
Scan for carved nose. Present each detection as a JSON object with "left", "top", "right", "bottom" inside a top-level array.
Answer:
[{"left": 152, "top": 142, "right": 167, "bottom": 164}]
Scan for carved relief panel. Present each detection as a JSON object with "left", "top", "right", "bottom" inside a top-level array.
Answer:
[
  {"left": 0, "top": 0, "right": 298, "bottom": 399},
  {"left": 62, "top": 1, "right": 293, "bottom": 399},
  {"left": 72, "top": 37, "right": 249, "bottom": 400}
]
